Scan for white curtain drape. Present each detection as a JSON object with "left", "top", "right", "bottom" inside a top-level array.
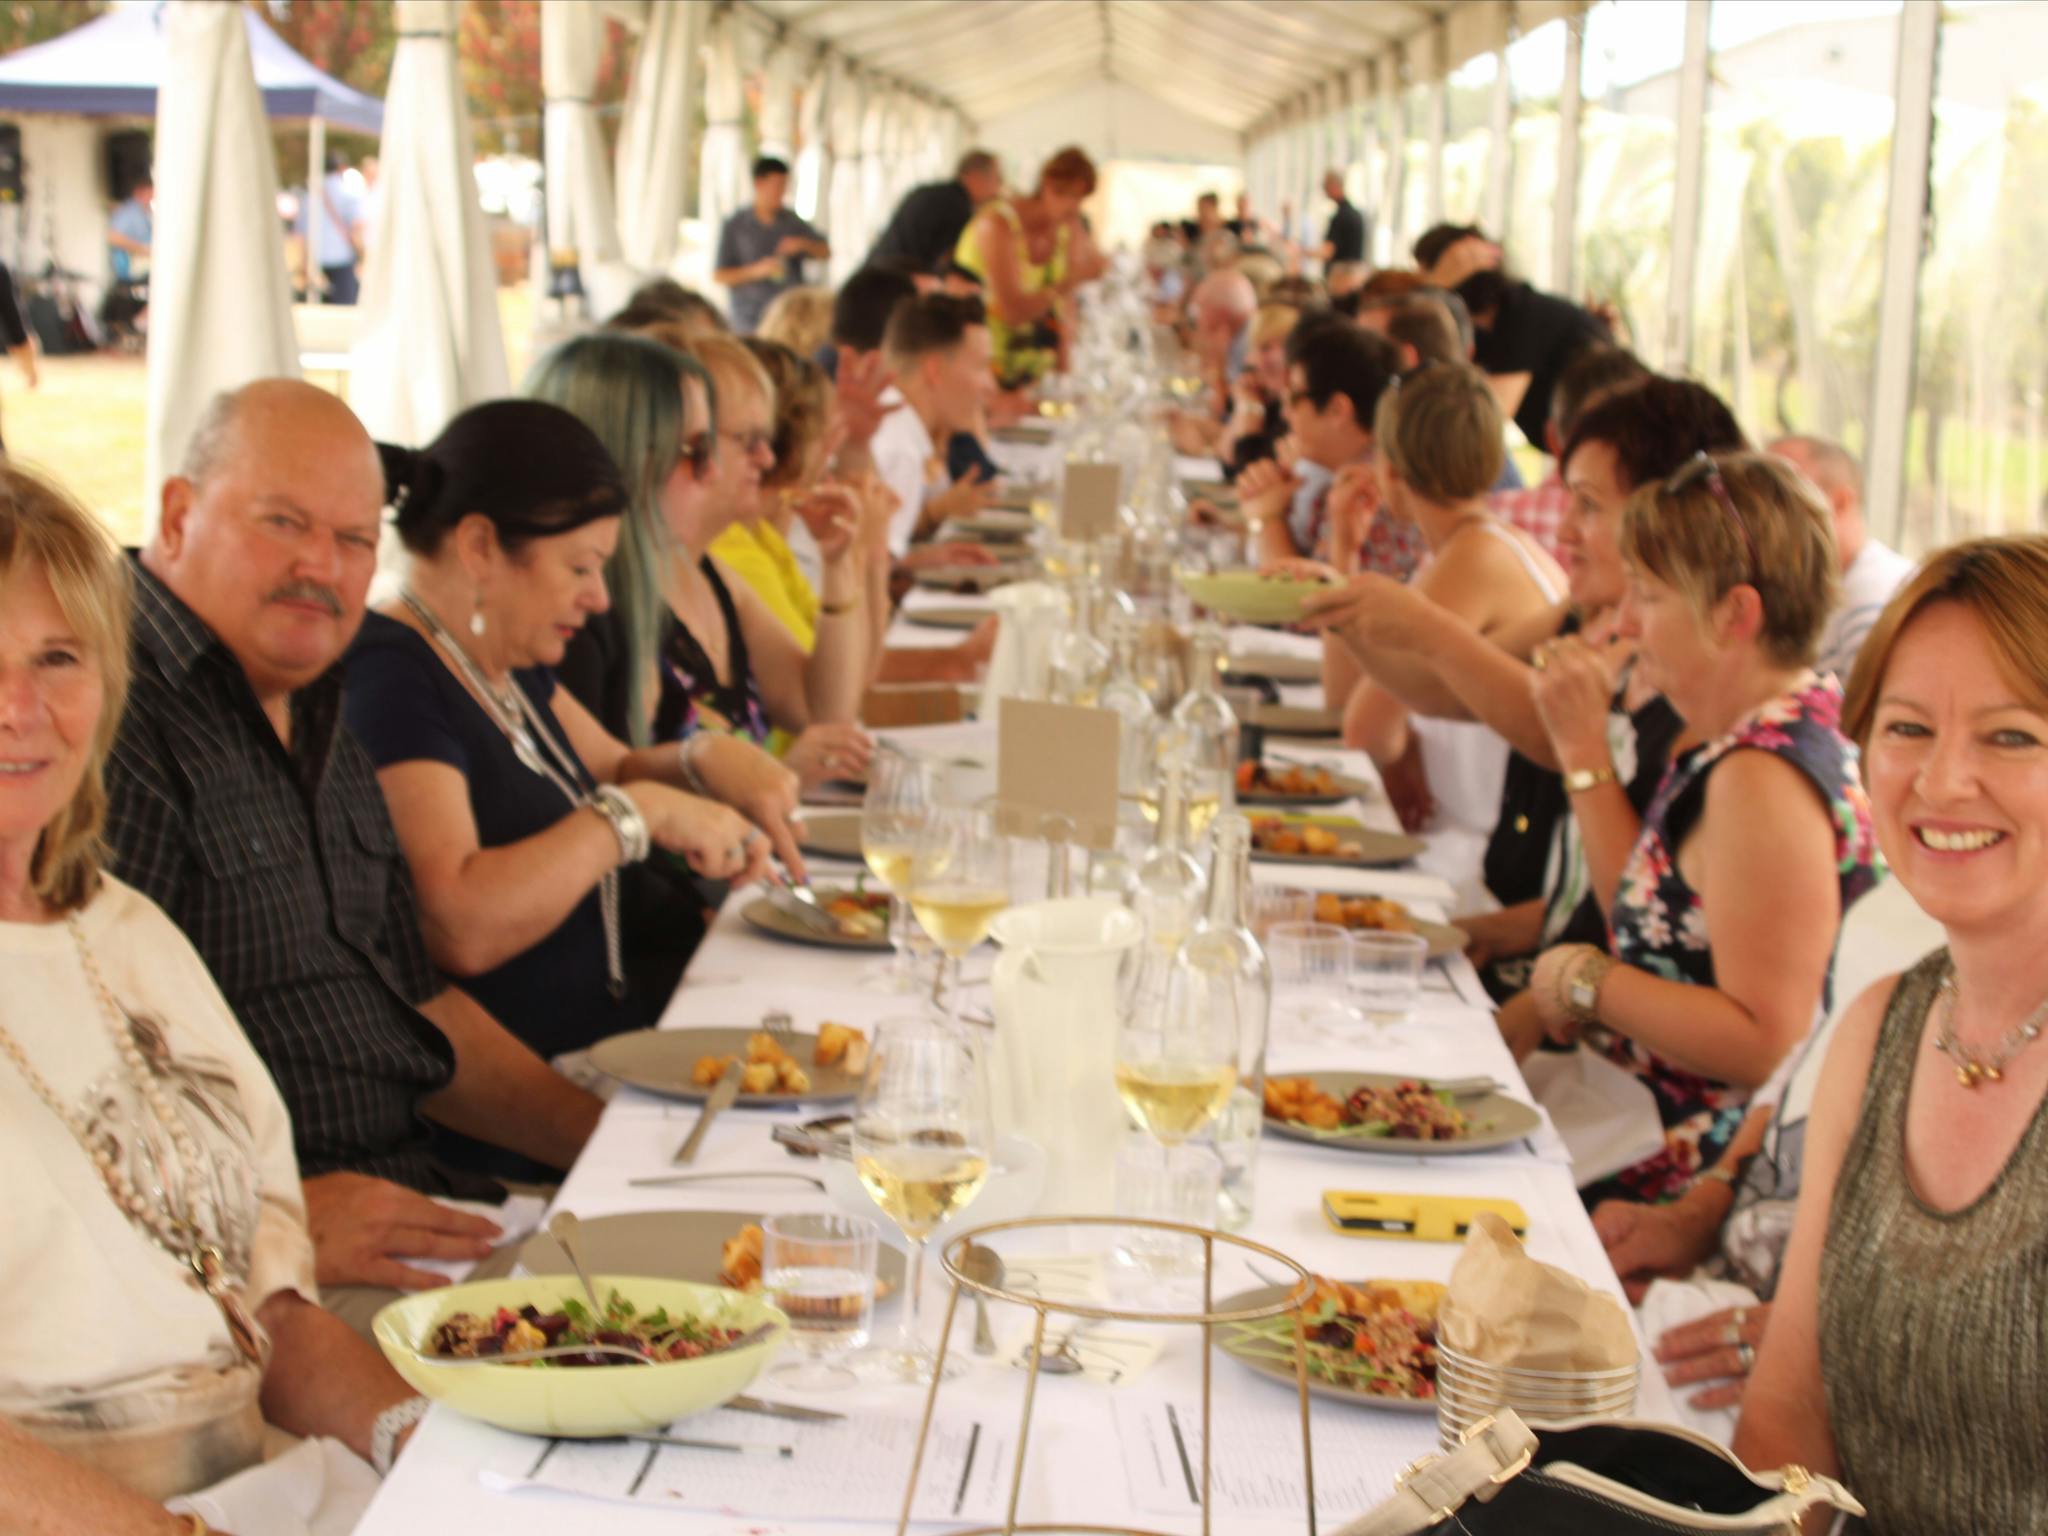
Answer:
[
  {"left": 793, "top": 49, "right": 830, "bottom": 224},
  {"left": 144, "top": 0, "right": 299, "bottom": 526},
  {"left": 857, "top": 90, "right": 889, "bottom": 261},
  {"left": 826, "top": 66, "right": 866, "bottom": 286},
  {"left": 696, "top": 4, "right": 749, "bottom": 294},
  {"left": 350, "top": 0, "right": 508, "bottom": 450},
  {"left": 755, "top": 35, "right": 796, "bottom": 159},
  {"left": 542, "top": 0, "right": 630, "bottom": 315},
  {"left": 614, "top": 0, "right": 697, "bottom": 272}
]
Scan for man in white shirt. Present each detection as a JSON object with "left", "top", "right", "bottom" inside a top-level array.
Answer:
[
  {"left": 869, "top": 292, "right": 996, "bottom": 556},
  {"left": 1769, "top": 435, "right": 1915, "bottom": 684}
]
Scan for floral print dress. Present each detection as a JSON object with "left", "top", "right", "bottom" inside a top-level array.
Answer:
[{"left": 1590, "top": 672, "right": 1881, "bottom": 1204}]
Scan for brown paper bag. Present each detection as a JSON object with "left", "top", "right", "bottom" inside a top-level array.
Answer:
[{"left": 1437, "top": 1212, "right": 1638, "bottom": 1372}]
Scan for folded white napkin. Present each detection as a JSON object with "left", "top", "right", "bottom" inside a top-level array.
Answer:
[
  {"left": 1521, "top": 1048, "right": 1670, "bottom": 1188},
  {"left": 169, "top": 1436, "right": 381, "bottom": 1536}
]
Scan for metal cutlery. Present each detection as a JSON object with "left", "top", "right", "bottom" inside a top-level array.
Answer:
[
  {"left": 547, "top": 1211, "right": 604, "bottom": 1316},
  {"left": 675, "top": 1059, "right": 742, "bottom": 1163},
  {"left": 727, "top": 1395, "right": 844, "bottom": 1424},
  {"left": 628, "top": 1170, "right": 827, "bottom": 1191},
  {"left": 611, "top": 1433, "right": 792, "bottom": 1458}
]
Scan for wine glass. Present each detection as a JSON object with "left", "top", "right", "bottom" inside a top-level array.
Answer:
[
  {"left": 906, "top": 800, "right": 1012, "bottom": 1025},
  {"left": 861, "top": 747, "right": 935, "bottom": 991},
  {"left": 852, "top": 1016, "right": 993, "bottom": 1383},
  {"left": 1114, "top": 958, "right": 1241, "bottom": 1150}
]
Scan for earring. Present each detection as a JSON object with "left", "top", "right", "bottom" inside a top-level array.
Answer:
[{"left": 470, "top": 602, "right": 486, "bottom": 638}]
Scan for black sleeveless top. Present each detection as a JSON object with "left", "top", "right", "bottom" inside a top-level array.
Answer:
[{"left": 655, "top": 558, "right": 772, "bottom": 745}]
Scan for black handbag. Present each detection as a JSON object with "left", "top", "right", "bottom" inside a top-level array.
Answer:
[{"left": 1337, "top": 1411, "right": 1863, "bottom": 1536}]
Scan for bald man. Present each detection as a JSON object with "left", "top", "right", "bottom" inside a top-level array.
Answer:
[
  {"left": 1769, "top": 434, "right": 1914, "bottom": 683},
  {"left": 103, "top": 380, "right": 605, "bottom": 1332}
]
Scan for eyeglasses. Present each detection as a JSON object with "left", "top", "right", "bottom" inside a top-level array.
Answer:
[
  {"left": 1665, "top": 450, "right": 1758, "bottom": 580},
  {"left": 720, "top": 427, "right": 775, "bottom": 457},
  {"left": 679, "top": 432, "right": 715, "bottom": 476}
]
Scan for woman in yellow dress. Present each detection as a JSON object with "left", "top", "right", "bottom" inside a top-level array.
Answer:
[{"left": 953, "top": 146, "right": 1103, "bottom": 387}]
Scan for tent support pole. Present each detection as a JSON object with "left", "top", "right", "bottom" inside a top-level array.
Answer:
[{"left": 306, "top": 114, "right": 326, "bottom": 305}]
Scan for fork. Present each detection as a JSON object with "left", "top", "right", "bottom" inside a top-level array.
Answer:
[{"left": 760, "top": 1007, "right": 795, "bottom": 1044}]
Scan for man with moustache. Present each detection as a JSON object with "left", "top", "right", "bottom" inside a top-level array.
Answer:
[{"left": 103, "top": 380, "right": 603, "bottom": 1332}]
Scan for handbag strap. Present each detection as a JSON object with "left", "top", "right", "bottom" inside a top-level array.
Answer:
[{"left": 1334, "top": 1412, "right": 1539, "bottom": 1536}]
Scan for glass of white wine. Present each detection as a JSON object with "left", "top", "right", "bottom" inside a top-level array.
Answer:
[
  {"left": 1113, "top": 964, "right": 1240, "bottom": 1151},
  {"left": 852, "top": 1016, "right": 993, "bottom": 1383},
  {"left": 907, "top": 800, "right": 1012, "bottom": 1026},
  {"left": 861, "top": 747, "right": 935, "bottom": 991}
]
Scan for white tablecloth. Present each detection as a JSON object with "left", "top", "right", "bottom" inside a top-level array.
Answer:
[{"left": 355, "top": 627, "right": 1666, "bottom": 1536}]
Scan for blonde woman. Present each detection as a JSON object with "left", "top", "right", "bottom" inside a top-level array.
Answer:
[
  {"left": 756, "top": 285, "right": 834, "bottom": 363},
  {"left": 1528, "top": 452, "right": 1881, "bottom": 1204},
  {"left": 0, "top": 462, "right": 421, "bottom": 1528}
]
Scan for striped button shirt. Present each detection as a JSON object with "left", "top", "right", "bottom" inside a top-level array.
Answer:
[{"left": 103, "top": 562, "right": 472, "bottom": 1194}]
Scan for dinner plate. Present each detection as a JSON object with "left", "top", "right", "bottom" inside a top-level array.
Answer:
[
  {"left": 991, "top": 422, "right": 1055, "bottom": 445},
  {"left": 513, "top": 1210, "right": 906, "bottom": 1297},
  {"left": 795, "top": 808, "right": 864, "bottom": 860},
  {"left": 1228, "top": 651, "right": 1322, "bottom": 684},
  {"left": 1181, "top": 477, "right": 1239, "bottom": 510},
  {"left": 1178, "top": 570, "right": 1336, "bottom": 626},
  {"left": 589, "top": 1026, "right": 866, "bottom": 1106},
  {"left": 904, "top": 603, "right": 993, "bottom": 630},
  {"left": 911, "top": 562, "right": 1036, "bottom": 593},
  {"left": 987, "top": 483, "right": 1051, "bottom": 513},
  {"left": 1311, "top": 913, "right": 1466, "bottom": 958},
  {"left": 1244, "top": 702, "right": 1343, "bottom": 737},
  {"left": 800, "top": 776, "right": 868, "bottom": 807},
  {"left": 945, "top": 510, "right": 1036, "bottom": 540},
  {"left": 1246, "top": 813, "right": 1424, "bottom": 869},
  {"left": 740, "top": 891, "right": 891, "bottom": 950},
  {"left": 1238, "top": 770, "right": 1377, "bottom": 808},
  {"left": 1262, "top": 1072, "right": 1543, "bottom": 1154},
  {"left": 1215, "top": 1281, "right": 1443, "bottom": 1413}
]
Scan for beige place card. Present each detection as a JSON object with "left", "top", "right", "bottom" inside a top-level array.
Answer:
[
  {"left": 1060, "top": 460, "right": 1123, "bottom": 541},
  {"left": 996, "top": 697, "right": 1121, "bottom": 850}
]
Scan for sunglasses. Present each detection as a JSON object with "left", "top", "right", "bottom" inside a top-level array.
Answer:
[
  {"left": 679, "top": 432, "right": 715, "bottom": 476},
  {"left": 1665, "top": 450, "right": 1759, "bottom": 579}
]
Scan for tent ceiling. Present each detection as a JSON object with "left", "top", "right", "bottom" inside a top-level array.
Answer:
[{"left": 740, "top": 0, "right": 1570, "bottom": 135}]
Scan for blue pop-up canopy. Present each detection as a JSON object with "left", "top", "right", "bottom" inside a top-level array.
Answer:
[{"left": 0, "top": 2, "right": 382, "bottom": 132}]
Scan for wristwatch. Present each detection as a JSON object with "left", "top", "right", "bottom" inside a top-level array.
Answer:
[
  {"left": 1567, "top": 949, "right": 1616, "bottom": 1024},
  {"left": 1562, "top": 765, "right": 1618, "bottom": 794}
]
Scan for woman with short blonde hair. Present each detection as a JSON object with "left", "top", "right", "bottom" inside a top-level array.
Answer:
[
  {"left": 756, "top": 285, "right": 834, "bottom": 362},
  {"left": 1527, "top": 450, "right": 1880, "bottom": 1204},
  {"left": 0, "top": 462, "right": 424, "bottom": 1530}
]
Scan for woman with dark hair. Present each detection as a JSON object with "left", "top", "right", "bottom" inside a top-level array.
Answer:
[
  {"left": 342, "top": 401, "right": 771, "bottom": 1078},
  {"left": 954, "top": 145, "right": 1098, "bottom": 385}
]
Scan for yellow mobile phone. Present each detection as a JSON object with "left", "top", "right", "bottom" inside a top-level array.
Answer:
[{"left": 1322, "top": 1190, "right": 1530, "bottom": 1242}]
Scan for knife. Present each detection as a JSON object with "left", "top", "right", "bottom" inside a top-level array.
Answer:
[
  {"left": 727, "top": 1394, "right": 845, "bottom": 1424},
  {"left": 675, "top": 1060, "right": 742, "bottom": 1164}
]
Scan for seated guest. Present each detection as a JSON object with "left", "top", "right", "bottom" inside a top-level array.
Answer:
[
  {"left": 1767, "top": 434, "right": 1914, "bottom": 684},
  {"left": 713, "top": 156, "right": 830, "bottom": 336},
  {"left": 954, "top": 145, "right": 1096, "bottom": 387},
  {"left": 756, "top": 284, "right": 834, "bottom": 362},
  {"left": 1179, "top": 189, "right": 1228, "bottom": 247},
  {"left": 1325, "top": 362, "right": 1568, "bottom": 835},
  {"left": 542, "top": 333, "right": 869, "bottom": 790},
  {"left": 1357, "top": 287, "right": 1468, "bottom": 370},
  {"left": 1247, "top": 319, "right": 1415, "bottom": 578},
  {"left": 869, "top": 294, "right": 998, "bottom": 558},
  {"left": 818, "top": 261, "right": 917, "bottom": 380},
  {"left": 344, "top": 400, "right": 769, "bottom": 1064},
  {"left": 107, "top": 381, "right": 601, "bottom": 1316},
  {"left": 1527, "top": 452, "right": 1880, "bottom": 1203},
  {"left": 1221, "top": 302, "right": 1297, "bottom": 472},
  {"left": 1302, "top": 377, "right": 1740, "bottom": 1001},
  {"left": 1490, "top": 344, "right": 1650, "bottom": 563},
  {"left": 606, "top": 277, "right": 727, "bottom": 338},
  {"left": 865, "top": 148, "right": 1004, "bottom": 276},
  {"left": 1736, "top": 536, "right": 2048, "bottom": 1534},
  {"left": 1455, "top": 265, "right": 1612, "bottom": 452},
  {"left": 1, "top": 459, "right": 426, "bottom": 1528}
]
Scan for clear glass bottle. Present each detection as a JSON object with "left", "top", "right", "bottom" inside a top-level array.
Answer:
[
  {"left": 1172, "top": 812, "right": 1272, "bottom": 1231},
  {"left": 1171, "top": 623, "right": 1240, "bottom": 830},
  {"left": 1098, "top": 613, "right": 1156, "bottom": 803},
  {"left": 1048, "top": 572, "right": 1110, "bottom": 707},
  {"left": 1129, "top": 758, "right": 1205, "bottom": 959}
]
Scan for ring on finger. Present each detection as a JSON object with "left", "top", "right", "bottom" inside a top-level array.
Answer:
[
  {"left": 1532, "top": 646, "right": 1551, "bottom": 672},
  {"left": 1720, "top": 1321, "right": 1742, "bottom": 1348},
  {"left": 1736, "top": 1342, "right": 1756, "bottom": 1374},
  {"left": 1732, "top": 1306, "right": 1750, "bottom": 1329}
]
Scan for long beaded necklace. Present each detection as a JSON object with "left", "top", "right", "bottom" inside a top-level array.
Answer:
[
  {"left": 0, "top": 914, "right": 264, "bottom": 1362},
  {"left": 1934, "top": 960, "right": 2048, "bottom": 1088},
  {"left": 398, "top": 587, "right": 627, "bottom": 997}
]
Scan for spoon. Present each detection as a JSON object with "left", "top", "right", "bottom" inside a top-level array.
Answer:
[
  {"left": 956, "top": 1242, "right": 1004, "bottom": 1357},
  {"left": 547, "top": 1211, "right": 604, "bottom": 1317}
]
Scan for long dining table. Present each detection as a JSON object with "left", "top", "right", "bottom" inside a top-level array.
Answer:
[{"left": 355, "top": 615, "right": 1672, "bottom": 1534}]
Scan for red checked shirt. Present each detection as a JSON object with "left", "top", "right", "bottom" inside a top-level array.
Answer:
[{"left": 1489, "top": 471, "right": 1570, "bottom": 564}]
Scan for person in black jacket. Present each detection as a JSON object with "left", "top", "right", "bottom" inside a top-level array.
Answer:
[
  {"left": 1454, "top": 267, "right": 1611, "bottom": 450},
  {"left": 864, "top": 149, "right": 1004, "bottom": 277}
]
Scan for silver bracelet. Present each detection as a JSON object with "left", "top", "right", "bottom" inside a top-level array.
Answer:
[
  {"left": 676, "top": 731, "right": 715, "bottom": 797},
  {"left": 590, "top": 784, "right": 651, "bottom": 863},
  {"left": 370, "top": 1394, "right": 430, "bottom": 1475}
]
